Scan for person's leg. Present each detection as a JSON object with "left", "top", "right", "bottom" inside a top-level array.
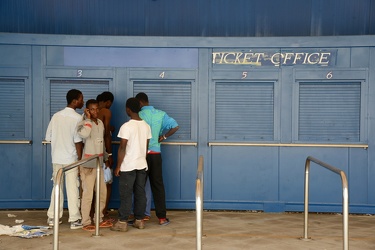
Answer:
[
  {"left": 47, "top": 164, "right": 64, "bottom": 220},
  {"left": 144, "top": 176, "right": 152, "bottom": 217},
  {"left": 98, "top": 167, "right": 107, "bottom": 222},
  {"left": 133, "top": 168, "right": 147, "bottom": 220},
  {"left": 103, "top": 165, "right": 113, "bottom": 216},
  {"left": 65, "top": 167, "right": 82, "bottom": 222},
  {"left": 111, "top": 171, "right": 132, "bottom": 232},
  {"left": 80, "top": 167, "right": 96, "bottom": 226},
  {"left": 147, "top": 154, "right": 167, "bottom": 219},
  {"left": 89, "top": 192, "right": 95, "bottom": 220},
  {"left": 118, "top": 170, "right": 135, "bottom": 221},
  {"left": 103, "top": 183, "right": 112, "bottom": 215}
]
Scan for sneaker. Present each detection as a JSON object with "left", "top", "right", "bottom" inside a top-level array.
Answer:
[
  {"left": 144, "top": 215, "right": 151, "bottom": 221},
  {"left": 70, "top": 219, "right": 83, "bottom": 229},
  {"left": 110, "top": 220, "right": 128, "bottom": 232},
  {"left": 159, "top": 218, "right": 170, "bottom": 226},
  {"left": 133, "top": 219, "right": 145, "bottom": 229},
  {"left": 47, "top": 218, "right": 62, "bottom": 226}
]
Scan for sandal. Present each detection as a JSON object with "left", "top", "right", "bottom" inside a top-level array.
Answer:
[
  {"left": 159, "top": 218, "right": 170, "bottom": 226},
  {"left": 99, "top": 220, "right": 113, "bottom": 228},
  {"left": 82, "top": 225, "right": 96, "bottom": 232},
  {"left": 104, "top": 217, "right": 116, "bottom": 223}
]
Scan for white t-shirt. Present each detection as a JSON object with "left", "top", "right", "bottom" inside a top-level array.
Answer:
[
  {"left": 45, "top": 107, "right": 83, "bottom": 164},
  {"left": 117, "top": 119, "right": 152, "bottom": 172}
]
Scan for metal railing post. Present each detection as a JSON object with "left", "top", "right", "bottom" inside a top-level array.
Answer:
[
  {"left": 52, "top": 155, "right": 101, "bottom": 250},
  {"left": 196, "top": 155, "right": 204, "bottom": 250},
  {"left": 93, "top": 157, "right": 101, "bottom": 237},
  {"left": 53, "top": 169, "right": 63, "bottom": 250},
  {"left": 303, "top": 159, "right": 310, "bottom": 239},
  {"left": 341, "top": 172, "right": 349, "bottom": 250},
  {"left": 302, "top": 156, "right": 349, "bottom": 250}
]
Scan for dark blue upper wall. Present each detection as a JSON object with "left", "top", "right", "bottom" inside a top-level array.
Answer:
[{"left": 0, "top": 0, "right": 374, "bottom": 37}]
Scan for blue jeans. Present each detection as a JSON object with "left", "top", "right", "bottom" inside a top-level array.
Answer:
[
  {"left": 118, "top": 168, "right": 147, "bottom": 221},
  {"left": 145, "top": 177, "right": 152, "bottom": 216}
]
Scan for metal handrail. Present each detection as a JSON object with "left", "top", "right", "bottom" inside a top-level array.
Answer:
[
  {"left": 44, "top": 140, "right": 198, "bottom": 147},
  {"left": 53, "top": 154, "right": 102, "bottom": 250},
  {"left": 113, "top": 140, "right": 198, "bottom": 147},
  {"left": 196, "top": 155, "right": 204, "bottom": 250},
  {"left": 208, "top": 142, "right": 367, "bottom": 148},
  {"left": 303, "top": 156, "right": 349, "bottom": 250},
  {"left": 0, "top": 140, "right": 32, "bottom": 144},
  {"left": 160, "top": 141, "right": 198, "bottom": 147}
]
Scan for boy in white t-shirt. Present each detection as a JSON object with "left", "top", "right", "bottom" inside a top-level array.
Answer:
[{"left": 111, "top": 98, "right": 151, "bottom": 232}]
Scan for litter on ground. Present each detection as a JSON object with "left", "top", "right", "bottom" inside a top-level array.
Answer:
[{"left": 0, "top": 224, "right": 52, "bottom": 239}]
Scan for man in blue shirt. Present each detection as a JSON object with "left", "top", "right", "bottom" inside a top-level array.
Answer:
[{"left": 135, "top": 92, "right": 179, "bottom": 225}]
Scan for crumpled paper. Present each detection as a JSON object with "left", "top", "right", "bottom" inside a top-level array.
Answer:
[{"left": 0, "top": 224, "right": 52, "bottom": 238}]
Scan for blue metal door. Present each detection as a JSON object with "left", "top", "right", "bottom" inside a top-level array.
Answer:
[
  {"left": 42, "top": 69, "right": 112, "bottom": 207},
  {"left": 125, "top": 68, "right": 199, "bottom": 209},
  {"left": 0, "top": 69, "right": 34, "bottom": 208}
]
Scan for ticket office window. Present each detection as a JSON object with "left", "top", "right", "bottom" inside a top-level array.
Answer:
[
  {"left": 297, "top": 81, "right": 362, "bottom": 142},
  {"left": 49, "top": 79, "right": 110, "bottom": 116},
  {"left": 0, "top": 78, "right": 29, "bottom": 139},
  {"left": 133, "top": 81, "right": 192, "bottom": 140},
  {"left": 213, "top": 81, "right": 275, "bottom": 141}
]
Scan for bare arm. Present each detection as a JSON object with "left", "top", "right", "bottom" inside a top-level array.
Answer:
[
  {"left": 114, "top": 138, "right": 127, "bottom": 177},
  {"left": 101, "top": 109, "right": 114, "bottom": 167},
  {"left": 75, "top": 141, "right": 83, "bottom": 160},
  {"left": 158, "top": 126, "right": 179, "bottom": 142}
]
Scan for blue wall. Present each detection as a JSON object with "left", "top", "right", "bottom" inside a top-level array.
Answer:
[
  {"left": 0, "top": 0, "right": 374, "bottom": 36},
  {"left": 0, "top": 33, "right": 375, "bottom": 214}
]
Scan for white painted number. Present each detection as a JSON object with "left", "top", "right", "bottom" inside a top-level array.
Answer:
[
  {"left": 159, "top": 72, "right": 165, "bottom": 78},
  {"left": 242, "top": 72, "right": 248, "bottom": 79},
  {"left": 326, "top": 71, "right": 333, "bottom": 79},
  {"left": 77, "top": 70, "right": 83, "bottom": 77}
]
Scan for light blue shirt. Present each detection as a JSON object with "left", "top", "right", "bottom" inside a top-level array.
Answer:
[{"left": 139, "top": 106, "right": 178, "bottom": 152}]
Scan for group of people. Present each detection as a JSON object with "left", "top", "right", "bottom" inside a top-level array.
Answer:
[{"left": 45, "top": 89, "right": 179, "bottom": 232}]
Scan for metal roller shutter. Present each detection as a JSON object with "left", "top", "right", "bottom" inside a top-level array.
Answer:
[
  {"left": 298, "top": 82, "right": 361, "bottom": 142},
  {"left": 133, "top": 81, "right": 191, "bottom": 140},
  {"left": 0, "top": 79, "right": 26, "bottom": 138},
  {"left": 215, "top": 82, "right": 274, "bottom": 141},
  {"left": 50, "top": 79, "right": 109, "bottom": 116}
]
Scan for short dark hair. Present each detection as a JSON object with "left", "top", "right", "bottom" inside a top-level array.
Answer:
[
  {"left": 86, "top": 99, "right": 98, "bottom": 108},
  {"left": 126, "top": 97, "right": 141, "bottom": 113},
  {"left": 135, "top": 92, "right": 148, "bottom": 103},
  {"left": 96, "top": 93, "right": 103, "bottom": 102},
  {"left": 66, "top": 89, "right": 82, "bottom": 105},
  {"left": 101, "top": 91, "right": 114, "bottom": 102}
]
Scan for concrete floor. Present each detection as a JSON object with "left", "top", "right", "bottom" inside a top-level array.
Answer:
[{"left": 0, "top": 209, "right": 374, "bottom": 250}]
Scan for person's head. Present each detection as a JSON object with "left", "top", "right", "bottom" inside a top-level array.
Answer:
[
  {"left": 96, "top": 93, "right": 103, "bottom": 103},
  {"left": 85, "top": 99, "right": 99, "bottom": 119},
  {"left": 126, "top": 97, "right": 141, "bottom": 117},
  {"left": 66, "top": 89, "right": 84, "bottom": 109},
  {"left": 100, "top": 91, "right": 114, "bottom": 109},
  {"left": 135, "top": 92, "right": 149, "bottom": 107}
]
